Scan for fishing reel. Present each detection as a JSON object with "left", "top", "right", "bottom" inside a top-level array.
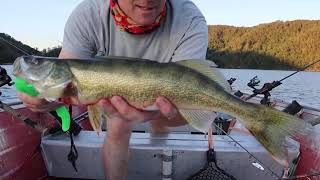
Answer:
[
  {"left": 0, "top": 66, "right": 14, "bottom": 96},
  {"left": 247, "top": 76, "right": 282, "bottom": 106},
  {"left": 247, "top": 76, "right": 260, "bottom": 89},
  {"left": 227, "top": 77, "right": 236, "bottom": 85}
]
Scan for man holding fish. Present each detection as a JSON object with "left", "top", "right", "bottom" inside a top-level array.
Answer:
[{"left": 17, "top": 0, "right": 209, "bottom": 179}]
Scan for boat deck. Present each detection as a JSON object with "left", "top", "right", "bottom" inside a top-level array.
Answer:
[{"left": 42, "top": 126, "right": 299, "bottom": 180}]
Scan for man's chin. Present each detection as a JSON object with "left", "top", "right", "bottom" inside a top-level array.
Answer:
[{"left": 135, "top": 18, "right": 157, "bottom": 26}]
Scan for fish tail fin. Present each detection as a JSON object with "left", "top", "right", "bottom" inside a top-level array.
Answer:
[
  {"left": 247, "top": 107, "right": 314, "bottom": 165},
  {"left": 295, "top": 126, "right": 320, "bottom": 173}
]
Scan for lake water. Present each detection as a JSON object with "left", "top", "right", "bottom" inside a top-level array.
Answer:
[
  {"left": 1, "top": 65, "right": 320, "bottom": 109},
  {"left": 220, "top": 69, "right": 320, "bottom": 109}
]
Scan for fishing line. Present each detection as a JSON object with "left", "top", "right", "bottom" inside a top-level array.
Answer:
[
  {"left": 240, "top": 59, "right": 320, "bottom": 178},
  {"left": 0, "top": 36, "right": 31, "bottom": 56},
  {"left": 212, "top": 122, "right": 281, "bottom": 179},
  {"left": 2, "top": 32, "right": 320, "bottom": 178},
  {"left": 281, "top": 172, "right": 320, "bottom": 180},
  {"left": 278, "top": 59, "right": 320, "bottom": 82},
  {"left": 245, "top": 59, "right": 320, "bottom": 101}
]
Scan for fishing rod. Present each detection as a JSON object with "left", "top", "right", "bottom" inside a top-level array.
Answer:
[
  {"left": 212, "top": 122, "right": 281, "bottom": 179},
  {"left": 281, "top": 171, "right": 320, "bottom": 180},
  {"left": 2, "top": 36, "right": 319, "bottom": 177},
  {"left": 213, "top": 121, "right": 320, "bottom": 180},
  {"left": 244, "top": 59, "right": 320, "bottom": 101},
  {"left": 237, "top": 60, "right": 320, "bottom": 178},
  {"left": 278, "top": 59, "right": 320, "bottom": 82},
  {"left": 0, "top": 36, "right": 83, "bottom": 171},
  {"left": 0, "top": 70, "right": 57, "bottom": 135},
  {"left": 0, "top": 36, "right": 31, "bottom": 55},
  {"left": 0, "top": 37, "right": 81, "bottom": 135},
  {"left": 0, "top": 53, "right": 47, "bottom": 132},
  {"left": 0, "top": 100, "right": 46, "bottom": 132}
]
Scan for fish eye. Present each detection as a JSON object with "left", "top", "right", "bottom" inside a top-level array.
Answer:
[
  {"left": 25, "top": 56, "right": 42, "bottom": 66},
  {"left": 30, "top": 58, "right": 39, "bottom": 65}
]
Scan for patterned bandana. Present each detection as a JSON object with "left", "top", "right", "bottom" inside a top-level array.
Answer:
[{"left": 109, "top": 0, "right": 166, "bottom": 34}]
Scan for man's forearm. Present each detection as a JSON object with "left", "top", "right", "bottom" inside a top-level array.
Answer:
[{"left": 103, "top": 117, "right": 132, "bottom": 180}]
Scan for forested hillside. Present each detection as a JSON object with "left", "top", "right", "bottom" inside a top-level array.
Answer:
[
  {"left": 1, "top": 20, "right": 320, "bottom": 71},
  {"left": 0, "top": 33, "right": 61, "bottom": 64},
  {"left": 0, "top": 33, "right": 40, "bottom": 63},
  {"left": 207, "top": 20, "right": 320, "bottom": 71}
]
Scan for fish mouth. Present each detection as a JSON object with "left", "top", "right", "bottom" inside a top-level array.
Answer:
[
  {"left": 13, "top": 56, "right": 27, "bottom": 77},
  {"left": 13, "top": 56, "right": 54, "bottom": 82},
  {"left": 13, "top": 55, "right": 74, "bottom": 100},
  {"left": 13, "top": 56, "right": 22, "bottom": 76}
]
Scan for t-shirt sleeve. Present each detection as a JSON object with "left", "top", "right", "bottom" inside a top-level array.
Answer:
[
  {"left": 171, "top": 18, "right": 208, "bottom": 62},
  {"left": 61, "top": 0, "right": 98, "bottom": 58}
]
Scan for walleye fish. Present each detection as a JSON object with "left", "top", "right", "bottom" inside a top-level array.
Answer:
[{"left": 13, "top": 55, "right": 314, "bottom": 165}]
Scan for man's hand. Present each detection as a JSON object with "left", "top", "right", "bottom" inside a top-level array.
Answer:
[
  {"left": 18, "top": 92, "right": 63, "bottom": 112},
  {"left": 98, "top": 96, "right": 186, "bottom": 126}
]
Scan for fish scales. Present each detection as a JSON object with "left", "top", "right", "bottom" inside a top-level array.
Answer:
[
  {"left": 68, "top": 60, "right": 220, "bottom": 109},
  {"left": 13, "top": 55, "right": 316, "bottom": 165}
]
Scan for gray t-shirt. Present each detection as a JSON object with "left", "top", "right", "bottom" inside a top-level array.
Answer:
[{"left": 62, "top": 0, "right": 208, "bottom": 62}]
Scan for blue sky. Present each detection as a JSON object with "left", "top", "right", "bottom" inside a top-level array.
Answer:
[{"left": 1, "top": 0, "right": 319, "bottom": 50}]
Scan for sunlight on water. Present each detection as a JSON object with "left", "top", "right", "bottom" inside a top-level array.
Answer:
[{"left": 0, "top": 65, "right": 319, "bottom": 109}]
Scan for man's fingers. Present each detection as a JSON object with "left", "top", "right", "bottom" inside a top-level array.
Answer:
[
  {"left": 18, "top": 92, "right": 63, "bottom": 112},
  {"left": 98, "top": 99, "right": 118, "bottom": 115},
  {"left": 110, "top": 96, "right": 161, "bottom": 122},
  {"left": 19, "top": 93, "right": 47, "bottom": 105},
  {"left": 155, "top": 97, "right": 178, "bottom": 119}
]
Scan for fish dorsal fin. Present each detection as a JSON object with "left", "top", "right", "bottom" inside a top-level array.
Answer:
[
  {"left": 179, "top": 109, "right": 217, "bottom": 133},
  {"left": 94, "top": 55, "right": 150, "bottom": 62},
  {"left": 176, "top": 60, "right": 231, "bottom": 93}
]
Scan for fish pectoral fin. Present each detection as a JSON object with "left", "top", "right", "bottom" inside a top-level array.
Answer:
[
  {"left": 179, "top": 109, "right": 217, "bottom": 133},
  {"left": 88, "top": 104, "right": 104, "bottom": 135}
]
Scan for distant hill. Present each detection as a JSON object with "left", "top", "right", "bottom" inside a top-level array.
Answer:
[
  {"left": 0, "top": 33, "right": 41, "bottom": 64},
  {"left": 41, "top": 46, "right": 62, "bottom": 57},
  {"left": 0, "top": 33, "right": 61, "bottom": 64},
  {"left": 207, "top": 20, "right": 320, "bottom": 71},
  {"left": 2, "top": 20, "right": 320, "bottom": 70}
]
